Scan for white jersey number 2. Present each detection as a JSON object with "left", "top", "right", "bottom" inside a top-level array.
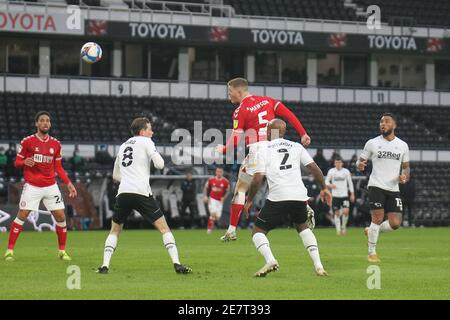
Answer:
[{"left": 279, "top": 149, "right": 292, "bottom": 170}]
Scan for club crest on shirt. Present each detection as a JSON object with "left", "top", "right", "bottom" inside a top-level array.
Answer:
[
  {"left": 35, "top": 147, "right": 39, "bottom": 152},
  {"left": 49, "top": 148, "right": 54, "bottom": 155}
]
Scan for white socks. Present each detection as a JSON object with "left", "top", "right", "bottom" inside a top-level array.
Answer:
[
  {"left": 252, "top": 233, "right": 276, "bottom": 263},
  {"left": 299, "top": 229, "right": 323, "bottom": 270},
  {"left": 380, "top": 220, "right": 394, "bottom": 233},
  {"left": 163, "top": 232, "right": 180, "bottom": 265},
  {"left": 14, "top": 217, "right": 25, "bottom": 225},
  {"left": 334, "top": 215, "right": 341, "bottom": 234},
  {"left": 56, "top": 221, "right": 67, "bottom": 228},
  {"left": 102, "top": 234, "right": 118, "bottom": 268},
  {"left": 227, "top": 225, "right": 236, "bottom": 233},
  {"left": 342, "top": 215, "right": 349, "bottom": 231},
  {"left": 368, "top": 222, "right": 380, "bottom": 255}
]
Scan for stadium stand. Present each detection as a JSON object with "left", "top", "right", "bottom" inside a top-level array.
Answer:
[
  {"left": 353, "top": 0, "right": 450, "bottom": 27},
  {"left": 1, "top": 92, "right": 448, "bottom": 149},
  {"left": 412, "top": 162, "right": 450, "bottom": 226},
  {"left": 224, "top": 0, "right": 357, "bottom": 20}
]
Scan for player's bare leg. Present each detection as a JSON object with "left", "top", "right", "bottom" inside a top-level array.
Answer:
[
  {"left": 251, "top": 226, "right": 279, "bottom": 277},
  {"left": 4, "top": 209, "right": 31, "bottom": 261},
  {"left": 221, "top": 172, "right": 249, "bottom": 242},
  {"left": 380, "top": 212, "right": 402, "bottom": 233},
  {"left": 153, "top": 216, "right": 192, "bottom": 274},
  {"left": 97, "top": 221, "right": 123, "bottom": 274},
  {"left": 341, "top": 208, "right": 350, "bottom": 235},
  {"left": 51, "top": 209, "right": 71, "bottom": 261},
  {"left": 296, "top": 223, "right": 328, "bottom": 276},
  {"left": 365, "top": 209, "right": 384, "bottom": 263},
  {"left": 334, "top": 209, "right": 341, "bottom": 235}
]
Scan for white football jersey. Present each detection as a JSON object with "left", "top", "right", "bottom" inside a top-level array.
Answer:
[
  {"left": 256, "top": 138, "right": 314, "bottom": 202},
  {"left": 114, "top": 136, "right": 163, "bottom": 197},
  {"left": 360, "top": 135, "right": 409, "bottom": 192},
  {"left": 326, "top": 167, "right": 354, "bottom": 198}
]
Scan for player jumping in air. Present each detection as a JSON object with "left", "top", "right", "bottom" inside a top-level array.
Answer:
[
  {"left": 244, "top": 119, "right": 332, "bottom": 277},
  {"left": 325, "top": 156, "right": 355, "bottom": 235},
  {"left": 217, "top": 77, "right": 310, "bottom": 241},
  {"left": 4, "top": 111, "right": 77, "bottom": 262},
  {"left": 203, "top": 167, "right": 230, "bottom": 234},
  {"left": 97, "top": 117, "right": 191, "bottom": 274},
  {"left": 357, "top": 113, "right": 410, "bottom": 263}
]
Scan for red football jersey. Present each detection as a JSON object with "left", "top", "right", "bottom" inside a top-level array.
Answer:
[
  {"left": 207, "top": 177, "right": 229, "bottom": 201},
  {"left": 232, "top": 95, "right": 280, "bottom": 145},
  {"left": 17, "top": 134, "right": 65, "bottom": 187}
]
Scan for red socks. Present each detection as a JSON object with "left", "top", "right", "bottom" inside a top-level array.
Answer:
[
  {"left": 230, "top": 203, "right": 244, "bottom": 227},
  {"left": 7, "top": 219, "right": 68, "bottom": 251},
  {"left": 8, "top": 220, "right": 24, "bottom": 250},
  {"left": 207, "top": 217, "right": 215, "bottom": 232},
  {"left": 55, "top": 224, "right": 67, "bottom": 251}
]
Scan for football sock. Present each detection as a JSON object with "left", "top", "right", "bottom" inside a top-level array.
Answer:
[
  {"left": 228, "top": 192, "right": 245, "bottom": 231},
  {"left": 102, "top": 234, "right": 117, "bottom": 268},
  {"left": 55, "top": 221, "right": 67, "bottom": 251},
  {"left": 162, "top": 232, "right": 180, "bottom": 265},
  {"left": 252, "top": 232, "right": 276, "bottom": 263},
  {"left": 207, "top": 217, "right": 215, "bottom": 232},
  {"left": 368, "top": 222, "right": 381, "bottom": 255},
  {"left": 380, "top": 220, "right": 394, "bottom": 233},
  {"left": 342, "top": 214, "right": 349, "bottom": 231},
  {"left": 7, "top": 218, "right": 24, "bottom": 250},
  {"left": 299, "top": 228, "right": 323, "bottom": 270},
  {"left": 334, "top": 214, "right": 341, "bottom": 234}
]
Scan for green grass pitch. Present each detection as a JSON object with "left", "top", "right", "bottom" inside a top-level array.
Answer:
[{"left": 0, "top": 227, "right": 449, "bottom": 300}]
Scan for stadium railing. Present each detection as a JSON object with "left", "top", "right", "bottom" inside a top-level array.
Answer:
[
  {"left": 3, "top": 0, "right": 450, "bottom": 38},
  {"left": 2, "top": 74, "right": 450, "bottom": 107}
]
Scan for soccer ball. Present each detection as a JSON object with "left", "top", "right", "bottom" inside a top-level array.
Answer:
[{"left": 80, "top": 42, "right": 102, "bottom": 64}]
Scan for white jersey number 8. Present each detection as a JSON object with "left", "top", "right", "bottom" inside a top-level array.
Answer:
[{"left": 122, "top": 146, "right": 133, "bottom": 167}]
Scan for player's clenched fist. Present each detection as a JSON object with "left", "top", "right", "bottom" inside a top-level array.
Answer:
[
  {"left": 357, "top": 159, "right": 368, "bottom": 172},
  {"left": 24, "top": 157, "right": 35, "bottom": 167},
  {"left": 399, "top": 174, "right": 407, "bottom": 184},
  {"left": 301, "top": 133, "right": 311, "bottom": 147}
]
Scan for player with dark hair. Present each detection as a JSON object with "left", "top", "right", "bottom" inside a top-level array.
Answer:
[
  {"left": 4, "top": 111, "right": 77, "bottom": 262},
  {"left": 217, "top": 77, "right": 311, "bottom": 241},
  {"left": 244, "top": 119, "right": 331, "bottom": 277},
  {"left": 97, "top": 117, "right": 192, "bottom": 274},
  {"left": 326, "top": 156, "right": 355, "bottom": 235},
  {"left": 203, "top": 167, "right": 230, "bottom": 234},
  {"left": 357, "top": 113, "right": 410, "bottom": 263}
]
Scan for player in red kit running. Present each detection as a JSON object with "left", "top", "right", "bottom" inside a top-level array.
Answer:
[
  {"left": 217, "top": 78, "right": 311, "bottom": 241},
  {"left": 203, "top": 167, "right": 230, "bottom": 234},
  {"left": 4, "top": 111, "right": 77, "bottom": 262}
]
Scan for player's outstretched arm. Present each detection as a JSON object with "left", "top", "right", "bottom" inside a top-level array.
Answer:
[
  {"left": 306, "top": 162, "right": 332, "bottom": 207},
  {"left": 243, "top": 173, "right": 264, "bottom": 218},
  {"left": 274, "top": 103, "right": 310, "bottom": 146},
  {"left": 217, "top": 129, "right": 244, "bottom": 154}
]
